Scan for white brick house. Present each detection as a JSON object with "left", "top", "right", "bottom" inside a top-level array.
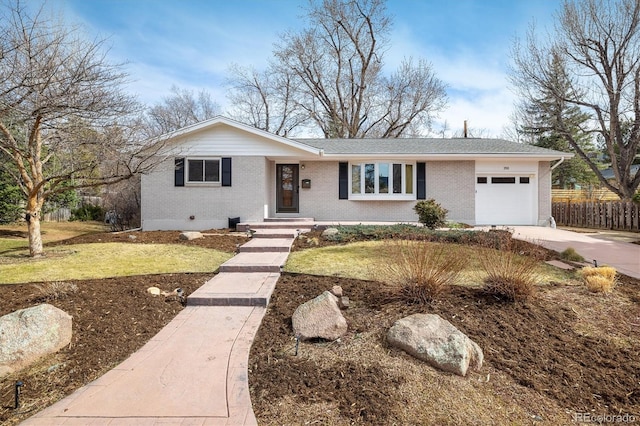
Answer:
[{"left": 141, "top": 116, "right": 571, "bottom": 230}]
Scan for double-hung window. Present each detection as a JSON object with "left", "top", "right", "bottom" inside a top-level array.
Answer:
[
  {"left": 187, "top": 158, "right": 221, "bottom": 184},
  {"left": 350, "top": 162, "right": 415, "bottom": 199}
]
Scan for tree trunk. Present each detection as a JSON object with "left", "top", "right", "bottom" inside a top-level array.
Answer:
[{"left": 26, "top": 209, "right": 44, "bottom": 257}]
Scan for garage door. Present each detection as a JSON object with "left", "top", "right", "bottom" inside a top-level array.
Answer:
[{"left": 475, "top": 175, "right": 536, "bottom": 225}]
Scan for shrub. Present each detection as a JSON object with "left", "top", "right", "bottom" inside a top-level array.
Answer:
[
  {"left": 578, "top": 266, "right": 617, "bottom": 293},
  {"left": 560, "top": 247, "right": 585, "bottom": 262},
  {"left": 382, "top": 240, "right": 465, "bottom": 304},
  {"left": 33, "top": 281, "right": 79, "bottom": 301},
  {"left": 413, "top": 199, "right": 448, "bottom": 230},
  {"left": 478, "top": 232, "right": 542, "bottom": 302},
  {"left": 71, "top": 203, "right": 105, "bottom": 221}
]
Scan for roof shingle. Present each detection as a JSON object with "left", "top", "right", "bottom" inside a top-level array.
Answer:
[{"left": 295, "top": 138, "right": 570, "bottom": 156}]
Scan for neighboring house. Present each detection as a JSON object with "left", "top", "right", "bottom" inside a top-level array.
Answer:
[
  {"left": 141, "top": 116, "right": 572, "bottom": 230},
  {"left": 600, "top": 164, "right": 640, "bottom": 183}
]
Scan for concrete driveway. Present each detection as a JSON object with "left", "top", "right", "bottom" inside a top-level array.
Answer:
[{"left": 509, "top": 226, "right": 640, "bottom": 279}]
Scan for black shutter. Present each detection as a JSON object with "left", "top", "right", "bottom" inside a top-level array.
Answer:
[
  {"left": 175, "top": 158, "right": 184, "bottom": 187},
  {"left": 338, "top": 162, "right": 348, "bottom": 199},
  {"left": 416, "top": 162, "right": 426, "bottom": 199},
  {"left": 221, "top": 157, "right": 232, "bottom": 187}
]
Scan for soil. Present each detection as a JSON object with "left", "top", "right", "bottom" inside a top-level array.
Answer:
[
  {"left": 249, "top": 273, "right": 640, "bottom": 425},
  {"left": 1, "top": 229, "right": 639, "bottom": 425}
]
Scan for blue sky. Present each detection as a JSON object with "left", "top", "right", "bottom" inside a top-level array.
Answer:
[{"left": 50, "top": 0, "right": 560, "bottom": 137}]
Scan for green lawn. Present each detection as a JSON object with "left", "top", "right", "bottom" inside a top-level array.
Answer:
[
  {"left": 0, "top": 221, "right": 107, "bottom": 254},
  {"left": 285, "top": 240, "right": 572, "bottom": 286},
  {"left": 0, "top": 243, "right": 232, "bottom": 284}
]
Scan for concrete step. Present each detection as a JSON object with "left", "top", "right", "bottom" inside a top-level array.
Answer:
[
  {"left": 264, "top": 217, "right": 314, "bottom": 222},
  {"left": 187, "top": 272, "right": 279, "bottom": 307},
  {"left": 238, "top": 222, "right": 315, "bottom": 231},
  {"left": 218, "top": 252, "right": 289, "bottom": 273},
  {"left": 238, "top": 237, "right": 294, "bottom": 253},
  {"left": 251, "top": 229, "right": 299, "bottom": 239}
]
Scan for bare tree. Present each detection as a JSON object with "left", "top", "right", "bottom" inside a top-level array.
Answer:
[
  {"left": 0, "top": 2, "right": 159, "bottom": 256},
  {"left": 226, "top": 63, "right": 309, "bottom": 136},
  {"left": 226, "top": 0, "right": 447, "bottom": 138},
  {"left": 511, "top": 0, "right": 640, "bottom": 200},
  {"left": 146, "top": 85, "right": 220, "bottom": 136}
]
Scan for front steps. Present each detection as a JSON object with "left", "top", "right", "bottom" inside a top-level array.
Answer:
[
  {"left": 237, "top": 217, "right": 316, "bottom": 232},
  {"left": 187, "top": 219, "right": 300, "bottom": 307},
  {"left": 187, "top": 272, "right": 279, "bottom": 306},
  {"left": 218, "top": 252, "right": 289, "bottom": 273}
]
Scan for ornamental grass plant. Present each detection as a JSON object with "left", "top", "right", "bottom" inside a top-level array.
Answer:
[
  {"left": 578, "top": 266, "right": 617, "bottom": 293},
  {"left": 478, "top": 232, "right": 544, "bottom": 302},
  {"left": 382, "top": 239, "right": 465, "bottom": 304}
]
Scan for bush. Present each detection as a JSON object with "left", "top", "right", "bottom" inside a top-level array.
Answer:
[
  {"left": 71, "top": 203, "right": 105, "bottom": 221},
  {"left": 413, "top": 199, "right": 448, "bottom": 230},
  {"left": 478, "top": 232, "right": 542, "bottom": 302},
  {"left": 578, "top": 266, "right": 617, "bottom": 293},
  {"left": 33, "top": 281, "right": 78, "bottom": 302},
  {"left": 382, "top": 240, "right": 465, "bottom": 304},
  {"left": 560, "top": 247, "right": 585, "bottom": 262}
]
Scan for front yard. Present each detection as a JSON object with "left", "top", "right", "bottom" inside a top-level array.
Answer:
[{"left": 0, "top": 223, "right": 638, "bottom": 425}]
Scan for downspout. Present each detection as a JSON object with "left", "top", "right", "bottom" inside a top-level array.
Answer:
[{"left": 550, "top": 156, "right": 565, "bottom": 171}]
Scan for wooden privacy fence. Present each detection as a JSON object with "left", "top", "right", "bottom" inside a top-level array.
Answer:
[{"left": 552, "top": 201, "right": 640, "bottom": 231}]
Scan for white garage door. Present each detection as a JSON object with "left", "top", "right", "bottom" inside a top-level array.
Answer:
[{"left": 475, "top": 175, "right": 536, "bottom": 225}]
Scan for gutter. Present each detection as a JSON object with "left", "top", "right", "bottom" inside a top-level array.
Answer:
[{"left": 550, "top": 156, "right": 565, "bottom": 171}]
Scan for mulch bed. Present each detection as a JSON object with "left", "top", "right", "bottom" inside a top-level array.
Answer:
[{"left": 249, "top": 273, "right": 640, "bottom": 424}]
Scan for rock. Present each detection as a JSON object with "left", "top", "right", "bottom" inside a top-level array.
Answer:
[
  {"left": 321, "top": 227, "right": 339, "bottom": 238},
  {"left": 0, "top": 304, "right": 72, "bottom": 377},
  {"left": 128, "top": 234, "right": 137, "bottom": 240},
  {"left": 179, "top": 231, "right": 203, "bottom": 241},
  {"left": 339, "top": 296, "right": 350, "bottom": 309},
  {"left": 292, "top": 291, "right": 347, "bottom": 341},
  {"left": 147, "top": 286, "right": 161, "bottom": 296},
  {"left": 387, "top": 313, "right": 483, "bottom": 377},
  {"left": 331, "top": 285, "right": 343, "bottom": 297}
]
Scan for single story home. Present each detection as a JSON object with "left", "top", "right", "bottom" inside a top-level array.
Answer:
[{"left": 141, "top": 116, "right": 572, "bottom": 230}]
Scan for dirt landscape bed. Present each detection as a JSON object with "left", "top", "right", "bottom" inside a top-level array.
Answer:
[{"left": 249, "top": 273, "right": 640, "bottom": 425}]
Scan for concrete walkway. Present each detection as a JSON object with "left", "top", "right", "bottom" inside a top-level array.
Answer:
[
  {"left": 22, "top": 224, "right": 309, "bottom": 426},
  {"left": 510, "top": 226, "right": 640, "bottom": 279}
]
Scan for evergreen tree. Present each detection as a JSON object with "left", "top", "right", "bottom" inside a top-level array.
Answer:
[{"left": 518, "top": 54, "right": 599, "bottom": 189}]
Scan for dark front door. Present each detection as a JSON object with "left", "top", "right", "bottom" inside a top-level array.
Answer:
[{"left": 276, "top": 164, "right": 299, "bottom": 213}]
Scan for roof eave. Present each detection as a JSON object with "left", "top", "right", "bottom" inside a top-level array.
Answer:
[{"left": 319, "top": 153, "right": 574, "bottom": 160}]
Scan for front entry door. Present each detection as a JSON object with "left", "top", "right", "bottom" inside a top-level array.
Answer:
[{"left": 276, "top": 164, "right": 299, "bottom": 213}]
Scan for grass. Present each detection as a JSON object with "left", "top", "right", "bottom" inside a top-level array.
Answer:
[
  {"left": 380, "top": 240, "right": 465, "bottom": 303},
  {"left": 0, "top": 243, "right": 232, "bottom": 284},
  {"left": 286, "top": 239, "right": 565, "bottom": 290},
  {"left": 285, "top": 241, "right": 388, "bottom": 280},
  {"left": 560, "top": 247, "right": 585, "bottom": 262},
  {"left": 0, "top": 221, "right": 106, "bottom": 253},
  {"left": 578, "top": 266, "right": 617, "bottom": 293}
]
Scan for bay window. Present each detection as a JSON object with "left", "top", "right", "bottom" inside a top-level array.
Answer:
[{"left": 350, "top": 162, "right": 415, "bottom": 199}]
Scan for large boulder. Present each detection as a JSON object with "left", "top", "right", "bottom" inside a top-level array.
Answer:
[
  {"left": 387, "top": 313, "right": 483, "bottom": 377},
  {"left": 0, "top": 304, "right": 73, "bottom": 377},
  {"left": 292, "top": 291, "right": 347, "bottom": 341},
  {"left": 179, "top": 231, "right": 203, "bottom": 241}
]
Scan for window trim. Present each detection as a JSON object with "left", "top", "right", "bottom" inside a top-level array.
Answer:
[
  {"left": 348, "top": 161, "right": 416, "bottom": 200},
  {"left": 186, "top": 157, "right": 222, "bottom": 185}
]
